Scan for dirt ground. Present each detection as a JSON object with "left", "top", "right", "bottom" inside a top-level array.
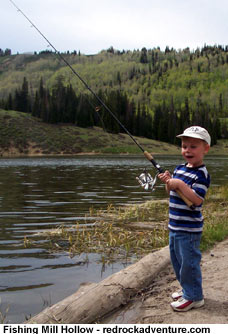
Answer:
[{"left": 103, "top": 238, "right": 228, "bottom": 324}]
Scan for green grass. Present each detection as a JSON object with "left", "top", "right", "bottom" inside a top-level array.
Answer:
[
  {"left": 0, "top": 109, "right": 181, "bottom": 155},
  {"left": 200, "top": 186, "right": 228, "bottom": 251}
]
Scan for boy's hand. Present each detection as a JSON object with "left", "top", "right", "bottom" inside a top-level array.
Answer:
[
  {"left": 159, "top": 171, "right": 203, "bottom": 207},
  {"left": 158, "top": 170, "right": 172, "bottom": 183},
  {"left": 159, "top": 172, "right": 189, "bottom": 192},
  {"left": 158, "top": 171, "right": 172, "bottom": 193},
  {"left": 166, "top": 178, "right": 182, "bottom": 191}
]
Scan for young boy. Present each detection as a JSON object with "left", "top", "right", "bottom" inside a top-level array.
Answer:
[{"left": 158, "top": 126, "right": 211, "bottom": 312}]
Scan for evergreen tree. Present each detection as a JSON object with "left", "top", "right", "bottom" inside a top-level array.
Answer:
[
  {"left": 76, "top": 95, "right": 94, "bottom": 127},
  {"left": 153, "top": 105, "right": 163, "bottom": 140},
  {"left": 65, "top": 84, "right": 78, "bottom": 123},
  {"left": 140, "top": 47, "right": 148, "bottom": 64},
  {"left": 167, "top": 96, "right": 176, "bottom": 144},
  {"left": 104, "top": 91, "right": 121, "bottom": 133},
  {"left": 51, "top": 75, "right": 66, "bottom": 123},
  {"left": 6, "top": 93, "right": 13, "bottom": 110},
  {"left": 125, "top": 101, "right": 136, "bottom": 134},
  {"left": 32, "top": 78, "right": 49, "bottom": 121},
  {"left": 13, "top": 77, "right": 30, "bottom": 113},
  {"left": 21, "top": 77, "right": 30, "bottom": 113}
]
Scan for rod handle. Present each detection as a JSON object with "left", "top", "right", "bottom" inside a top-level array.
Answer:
[
  {"left": 143, "top": 150, "right": 154, "bottom": 161},
  {"left": 143, "top": 151, "right": 163, "bottom": 173},
  {"left": 176, "top": 190, "right": 195, "bottom": 210}
]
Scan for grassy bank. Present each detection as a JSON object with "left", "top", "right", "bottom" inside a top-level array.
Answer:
[
  {"left": 0, "top": 108, "right": 228, "bottom": 156},
  {"left": 0, "top": 109, "right": 180, "bottom": 156},
  {"left": 32, "top": 185, "right": 228, "bottom": 264},
  {"left": 201, "top": 185, "right": 228, "bottom": 250}
]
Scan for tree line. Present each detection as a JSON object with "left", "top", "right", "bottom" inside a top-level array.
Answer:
[
  {"left": 0, "top": 48, "right": 12, "bottom": 56},
  {"left": 3, "top": 44, "right": 228, "bottom": 146},
  {"left": 0, "top": 75, "right": 222, "bottom": 146}
]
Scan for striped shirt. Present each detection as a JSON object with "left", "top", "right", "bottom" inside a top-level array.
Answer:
[{"left": 169, "top": 163, "right": 210, "bottom": 233}]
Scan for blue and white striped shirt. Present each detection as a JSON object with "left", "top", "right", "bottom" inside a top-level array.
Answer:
[{"left": 169, "top": 163, "right": 210, "bottom": 233}]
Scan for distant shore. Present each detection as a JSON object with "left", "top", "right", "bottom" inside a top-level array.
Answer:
[{"left": 0, "top": 109, "right": 227, "bottom": 158}]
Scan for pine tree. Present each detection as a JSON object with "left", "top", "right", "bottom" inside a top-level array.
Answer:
[
  {"left": 76, "top": 95, "right": 94, "bottom": 127},
  {"left": 51, "top": 76, "right": 66, "bottom": 123},
  {"left": 65, "top": 84, "right": 78, "bottom": 123},
  {"left": 6, "top": 93, "right": 13, "bottom": 110},
  {"left": 153, "top": 105, "right": 163, "bottom": 140},
  {"left": 140, "top": 47, "right": 148, "bottom": 64},
  {"left": 14, "top": 77, "right": 30, "bottom": 113},
  {"left": 21, "top": 77, "right": 30, "bottom": 113}
]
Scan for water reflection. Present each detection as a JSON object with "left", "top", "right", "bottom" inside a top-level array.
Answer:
[{"left": 0, "top": 155, "right": 227, "bottom": 323}]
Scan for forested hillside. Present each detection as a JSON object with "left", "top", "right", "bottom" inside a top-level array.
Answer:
[{"left": 0, "top": 45, "right": 228, "bottom": 145}]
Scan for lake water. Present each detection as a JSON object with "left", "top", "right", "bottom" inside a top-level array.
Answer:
[{"left": 0, "top": 155, "right": 228, "bottom": 323}]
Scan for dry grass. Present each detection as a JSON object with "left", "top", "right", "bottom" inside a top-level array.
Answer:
[{"left": 42, "top": 185, "right": 228, "bottom": 261}]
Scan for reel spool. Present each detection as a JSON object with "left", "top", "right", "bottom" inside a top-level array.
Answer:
[{"left": 136, "top": 170, "right": 158, "bottom": 191}]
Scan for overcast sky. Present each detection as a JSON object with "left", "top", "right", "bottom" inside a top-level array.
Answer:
[{"left": 2, "top": 0, "right": 228, "bottom": 55}]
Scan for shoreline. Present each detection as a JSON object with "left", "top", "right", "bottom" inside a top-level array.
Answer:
[{"left": 0, "top": 149, "right": 227, "bottom": 158}]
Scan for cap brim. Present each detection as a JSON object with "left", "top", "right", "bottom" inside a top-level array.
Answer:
[{"left": 176, "top": 133, "right": 210, "bottom": 144}]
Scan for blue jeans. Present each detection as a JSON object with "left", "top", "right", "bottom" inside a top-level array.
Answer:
[{"left": 169, "top": 230, "right": 203, "bottom": 301}]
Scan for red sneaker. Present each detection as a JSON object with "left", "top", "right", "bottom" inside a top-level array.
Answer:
[{"left": 171, "top": 297, "right": 204, "bottom": 312}]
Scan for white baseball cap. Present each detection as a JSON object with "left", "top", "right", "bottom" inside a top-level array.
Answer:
[{"left": 176, "top": 126, "right": 211, "bottom": 145}]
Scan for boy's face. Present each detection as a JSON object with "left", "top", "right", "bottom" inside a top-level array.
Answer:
[{"left": 181, "top": 137, "right": 210, "bottom": 167}]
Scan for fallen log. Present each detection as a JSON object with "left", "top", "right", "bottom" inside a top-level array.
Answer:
[{"left": 27, "top": 246, "right": 170, "bottom": 324}]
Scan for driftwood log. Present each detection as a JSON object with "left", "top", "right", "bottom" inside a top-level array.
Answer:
[{"left": 27, "top": 246, "right": 170, "bottom": 324}]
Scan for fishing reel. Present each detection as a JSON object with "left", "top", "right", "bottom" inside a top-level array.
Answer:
[{"left": 136, "top": 169, "right": 158, "bottom": 191}]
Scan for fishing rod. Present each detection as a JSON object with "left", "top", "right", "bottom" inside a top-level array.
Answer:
[{"left": 9, "top": 0, "right": 194, "bottom": 209}]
